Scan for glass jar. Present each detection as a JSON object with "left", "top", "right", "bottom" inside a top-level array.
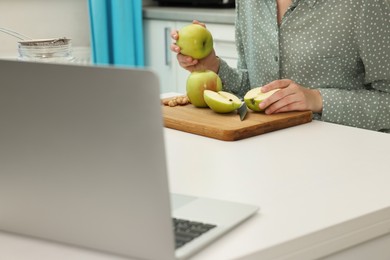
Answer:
[{"left": 18, "top": 38, "right": 75, "bottom": 63}]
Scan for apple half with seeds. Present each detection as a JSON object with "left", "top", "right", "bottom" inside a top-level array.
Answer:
[
  {"left": 204, "top": 90, "right": 242, "bottom": 113},
  {"left": 244, "top": 87, "right": 280, "bottom": 112}
]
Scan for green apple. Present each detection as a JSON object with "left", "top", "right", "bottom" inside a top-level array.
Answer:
[
  {"left": 186, "top": 70, "right": 222, "bottom": 108},
  {"left": 244, "top": 87, "right": 280, "bottom": 112},
  {"left": 176, "top": 24, "right": 213, "bottom": 60},
  {"left": 203, "top": 90, "right": 242, "bottom": 113}
]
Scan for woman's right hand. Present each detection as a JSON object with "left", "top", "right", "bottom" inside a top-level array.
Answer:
[{"left": 170, "top": 20, "right": 220, "bottom": 73}]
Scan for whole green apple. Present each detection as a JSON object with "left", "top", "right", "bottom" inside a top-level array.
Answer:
[
  {"left": 244, "top": 87, "right": 280, "bottom": 112},
  {"left": 186, "top": 70, "right": 222, "bottom": 108},
  {"left": 204, "top": 90, "right": 242, "bottom": 113},
  {"left": 176, "top": 24, "right": 213, "bottom": 60}
]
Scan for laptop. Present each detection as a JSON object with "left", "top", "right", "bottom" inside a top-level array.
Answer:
[{"left": 0, "top": 59, "right": 258, "bottom": 260}]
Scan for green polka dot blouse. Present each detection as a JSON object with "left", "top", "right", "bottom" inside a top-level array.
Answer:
[{"left": 218, "top": 0, "right": 390, "bottom": 132}]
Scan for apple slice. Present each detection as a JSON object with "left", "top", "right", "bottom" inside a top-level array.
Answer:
[
  {"left": 204, "top": 90, "right": 242, "bottom": 113},
  {"left": 244, "top": 87, "right": 280, "bottom": 112}
]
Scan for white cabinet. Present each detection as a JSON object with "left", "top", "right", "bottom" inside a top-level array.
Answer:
[
  {"left": 143, "top": 19, "right": 179, "bottom": 93},
  {"left": 143, "top": 19, "right": 237, "bottom": 94},
  {"left": 205, "top": 22, "right": 238, "bottom": 68}
]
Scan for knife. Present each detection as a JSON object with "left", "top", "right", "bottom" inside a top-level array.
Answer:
[{"left": 237, "top": 102, "right": 248, "bottom": 121}]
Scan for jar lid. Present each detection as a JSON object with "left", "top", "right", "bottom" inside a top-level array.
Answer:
[{"left": 18, "top": 37, "right": 71, "bottom": 47}]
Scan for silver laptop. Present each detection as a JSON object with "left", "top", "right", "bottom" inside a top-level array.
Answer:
[{"left": 0, "top": 59, "right": 258, "bottom": 260}]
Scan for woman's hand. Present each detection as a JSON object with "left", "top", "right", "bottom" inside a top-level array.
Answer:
[
  {"left": 170, "top": 20, "right": 220, "bottom": 73},
  {"left": 259, "top": 79, "right": 323, "bottom": 114}
]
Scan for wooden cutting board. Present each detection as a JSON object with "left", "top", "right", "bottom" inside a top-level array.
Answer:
[{"left": 162, "top": 101, "right": 313, "bottom": 141}]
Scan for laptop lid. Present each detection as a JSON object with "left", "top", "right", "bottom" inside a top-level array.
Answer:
[
  {"left": 0, "top": 60, "right": 176, "bottom": 260},
  {"left": 0, "top": 59, "right": 259, "bottom": 260}
]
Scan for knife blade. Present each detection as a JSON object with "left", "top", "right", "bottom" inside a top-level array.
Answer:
[{"left": 237, "top": 102, "right": 248, "bottom": 121}]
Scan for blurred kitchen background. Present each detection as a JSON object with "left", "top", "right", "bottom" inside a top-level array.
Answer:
[
  {"left": 0, "top": 0, "right": 236, "bottom": 94},
  {"left": 0, "top": 0, "right": 89, "bottom": 62},
  {"left": 0, "top": 0, "right": 159, "bottom": 61}
]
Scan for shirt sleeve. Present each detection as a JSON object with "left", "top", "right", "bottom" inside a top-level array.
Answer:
[
  {"left": 319, "top": 0, "right": 390, "bottom": 132},
  {"left": 217, "top": 2, "right": 251, "bottom": 98},
  {"left": 218, "top": 59, "right": 250, "bottom": 98}
]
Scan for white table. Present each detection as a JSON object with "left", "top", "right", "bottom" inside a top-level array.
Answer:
[
  {"left": 1, "top": 120, "right": 390, "bottom": 260},
  {"left": 165, "top": 120, "right": 390, "bottom": 260}
]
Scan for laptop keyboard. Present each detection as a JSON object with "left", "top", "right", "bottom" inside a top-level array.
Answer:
[{"left": 173, "top": 218, "right": 217, "bottom": 249}]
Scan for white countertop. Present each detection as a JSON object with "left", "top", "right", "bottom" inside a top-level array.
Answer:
[
  {"left": 165, "top": 120, "right": 390, "bottom": 259},
  {"left": 143, "top": 5, "right": 235, "bottom": 24},
  {"left": 0, "top": 117, "right": 389, "bottom": 259}
]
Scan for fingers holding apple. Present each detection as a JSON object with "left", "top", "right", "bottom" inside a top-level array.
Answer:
[
  {"left": 257, "top": 79, "right": 323, "bottom": 114},
  {"left": 172, "top": 22, "right": 220, "bottom": 73},
  {"left": 191, "top": 19, "right": 206, "bottom": 28},
  {"left": 175, "top": 23, "right": 214, "bottom": 60},
  {"left": 170, "top": 29, "right": 205, "bottom": 71},
  {"left": 171, "top": 20, "right": 206, "bottom": 55},
  {"left": 244, "top": 87, "right": 280, "bottom": 112},
  {"left": 176, "top": 23, "right": 227, "bottom": 109},
  {"left": 175, "top": 53, "right": 199, "bottom": 70}
]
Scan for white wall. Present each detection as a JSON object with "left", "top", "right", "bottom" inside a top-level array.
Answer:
[{"left": 0, "top": 0, "right": 90, "bottom": 58}]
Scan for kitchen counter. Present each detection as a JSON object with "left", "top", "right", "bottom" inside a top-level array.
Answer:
[
  {"left": 165, "top": 120, "right": 390, "bottom": 260},
  {"left": 143, "top": 5, "right": 235, "bottom": 24},
  {"left": 1, "top": 111, "right": 390, "bottom": 259}
]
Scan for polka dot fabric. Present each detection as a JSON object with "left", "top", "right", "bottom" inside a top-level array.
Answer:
[{"left": 218, "top": 0, "right": 390, "bottom": 132}]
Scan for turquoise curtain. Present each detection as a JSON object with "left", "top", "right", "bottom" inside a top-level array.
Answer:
[{"left": 88, "top": 0, "right": 144, "bottom": 67}]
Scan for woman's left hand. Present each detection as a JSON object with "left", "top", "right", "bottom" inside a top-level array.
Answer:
[{"left": 259, "top": 79, "right": 323, "bottom": 114}]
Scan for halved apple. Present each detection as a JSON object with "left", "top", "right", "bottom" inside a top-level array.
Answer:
[
  {"left": 204, "top": 90, "right": 242, "bottom": 113},
  {"left": 244, "top": 87, "right": 280, "bottom": 112},
  {"left": 186, "top": 70, "right": 222, "bottom": 108}
]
